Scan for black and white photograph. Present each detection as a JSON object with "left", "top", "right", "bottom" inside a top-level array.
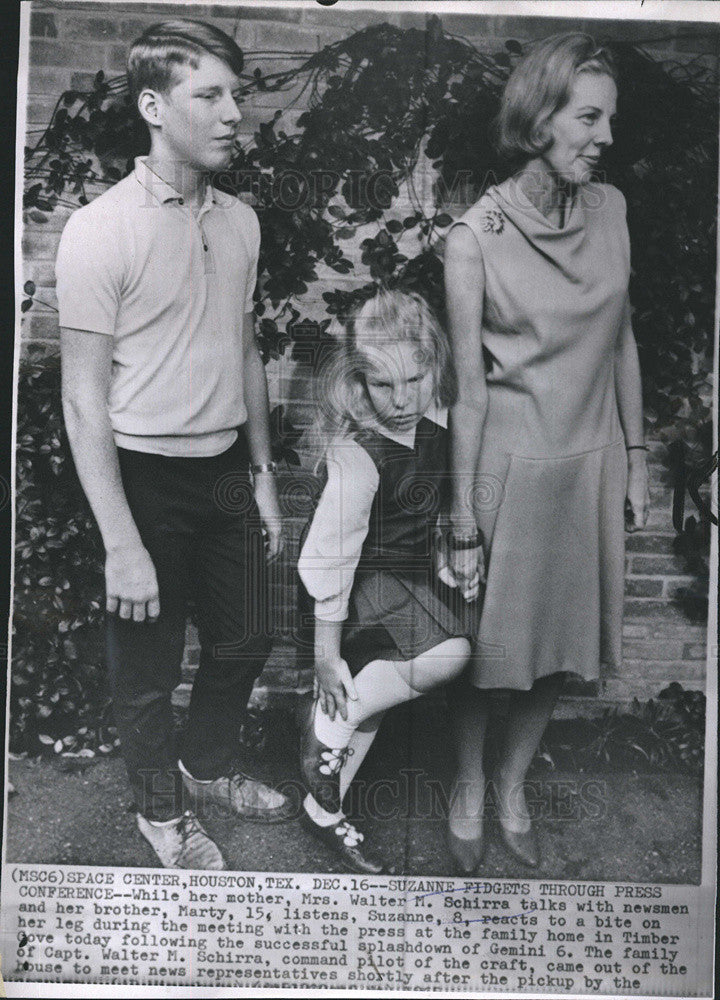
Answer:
[{"left": 2, "top": 0, "right": 717, "bottom": 995}]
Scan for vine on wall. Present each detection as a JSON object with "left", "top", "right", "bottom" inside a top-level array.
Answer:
[{"left": 16, "top": 18, "right": 715, "bottom": 752}]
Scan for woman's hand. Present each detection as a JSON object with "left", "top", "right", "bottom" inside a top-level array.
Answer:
[
  {"left": 626, "top": 451, "right": 650, "bottom": 532},
  {"left": 449, "top": 545, "right": 485, "bottom": 601},
  {"left": 435, "top": 530, "right": 483, "bottom": 601},
  {"left": 314, "top": 656, "right": 358, "bottom": 722}
]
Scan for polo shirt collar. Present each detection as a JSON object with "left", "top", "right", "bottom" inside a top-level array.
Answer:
[{"left": 133, "top": 156, "right": 230, "bottom": 208}]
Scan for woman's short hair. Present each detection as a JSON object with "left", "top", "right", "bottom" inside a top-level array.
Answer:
[
  {"left": 127, "top": 18, "right": 244, "bottom": 104},
  {"left": 493, "top": 32, "right": 617, "bottom": 165}
]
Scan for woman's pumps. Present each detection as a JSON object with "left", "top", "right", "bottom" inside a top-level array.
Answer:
[
  {"left": 490, "top": 770, "right": 540, "bottom": 868},
  {"left": 497, "top": 822, "right": 539, "bottom": 868},
  {"left": 446, "top": 826, "right": 485, "bottom": 876},
  {"left": 447, "top": 777, "right": 486, "bottom": 875}
]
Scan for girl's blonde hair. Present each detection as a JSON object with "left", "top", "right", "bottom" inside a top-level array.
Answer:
[{"left": 311, "top": 287, "right": 455, "bottom": 455}]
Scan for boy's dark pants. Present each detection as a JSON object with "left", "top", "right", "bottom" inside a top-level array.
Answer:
[{"left": 106, "top": 436, "right": 272, "bottom": 821}]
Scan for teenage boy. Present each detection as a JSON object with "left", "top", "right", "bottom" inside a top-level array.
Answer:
[{"left": 56, "top": 19, "right": 292, "bottom": 870}]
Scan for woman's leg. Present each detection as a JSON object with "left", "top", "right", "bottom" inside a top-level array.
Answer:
[
  {"left": 492, "top": 672, "right": 565, "bottom": 833},
  {"left": 447, "top": 681, "right": 491, "bottom": 839}
]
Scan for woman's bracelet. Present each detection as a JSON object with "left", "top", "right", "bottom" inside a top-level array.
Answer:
[{"left": 449, "top": 531, "right": 483, "bottom": 551}]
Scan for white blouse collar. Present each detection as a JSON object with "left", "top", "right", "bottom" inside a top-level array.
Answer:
[{"left": 375, "top": 401, "right": 447, "bottom": 448}]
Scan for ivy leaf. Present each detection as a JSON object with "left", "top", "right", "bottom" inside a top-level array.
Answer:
[
  {"left": 21, "top": 299, "right": 33, "bottom": 313},
  {"left": 435, "top": 213, "right": 453, "bottom": 227},
  {"left": 385, "top": 219, "right": 403, "bottom": 234},
  {"left": 24, "top": 280, "right": 36, "bottom": 296}
]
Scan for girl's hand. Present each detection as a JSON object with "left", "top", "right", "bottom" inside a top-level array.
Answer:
[
  {"left": 626, "top": 453, "right": 650, "bottom": 532},
  {"left": 315, "top": 656, "right": 358, "bottom": 722}
]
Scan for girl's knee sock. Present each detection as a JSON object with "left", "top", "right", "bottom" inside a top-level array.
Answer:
[
  {"left": 313, "top": 659, "right": 420, "bottom": 750},
  {"left": 339, "top": 713, "right": 384, "bottom": 799}
]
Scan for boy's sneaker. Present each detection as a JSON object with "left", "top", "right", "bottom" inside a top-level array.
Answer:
[
  {"left": 179, "top": 759, "right": 295, "bottom": 823},
  {"left": 137, "top": 810, "right": 225, "bottom": 870}
]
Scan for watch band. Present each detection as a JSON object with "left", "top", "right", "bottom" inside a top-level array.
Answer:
[{"left": 250, "top": 461, "right": 278, "bottom": 474}]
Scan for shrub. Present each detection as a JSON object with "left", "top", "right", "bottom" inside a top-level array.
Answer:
[{"left": 12, "top": 352, "right": 113, "bottom": 756}]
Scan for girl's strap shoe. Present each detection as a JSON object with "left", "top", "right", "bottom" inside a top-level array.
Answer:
[
  {"left": 299, "top": 699, "right": 348, "bottom": 815},
  {"left": 300, "top": 809, "right": 385, "bottom": 875}
]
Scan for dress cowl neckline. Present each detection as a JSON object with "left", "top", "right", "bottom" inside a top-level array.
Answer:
[
  {"left": 484, "top": 175, "right": 588, "bottom": 275},
  {"left": 487, "top": 174, "right": 585, "bottom": 239}
]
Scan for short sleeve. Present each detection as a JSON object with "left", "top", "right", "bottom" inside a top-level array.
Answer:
[
  {"left": 55, "top": 205, "right": 124, "bottom": 336},
  {"left": 241, "top": 206, "right": 261, "bottom": 313},
  {"left": 297, "top": 438, "right": 379, "bottom": 622}
]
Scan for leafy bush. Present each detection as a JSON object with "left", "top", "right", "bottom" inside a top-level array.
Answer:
[
  {"left": 12, "top": 352, "right": 113, "bottom": 756},
  {"left": 540, "top": 684, "right": 706, "bottom": 774}
]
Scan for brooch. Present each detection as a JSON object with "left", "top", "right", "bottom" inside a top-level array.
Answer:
[{"left": 482, "top": 209, "right": 504, "bottom": 235}]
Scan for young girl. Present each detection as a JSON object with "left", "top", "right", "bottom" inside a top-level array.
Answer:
[{"left": 297, "top": 287, "right": 479, "bottom": 874}]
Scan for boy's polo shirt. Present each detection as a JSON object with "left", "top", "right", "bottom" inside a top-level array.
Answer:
[{"left": 55, "top": 156, "right": 260, "bottom": 457}]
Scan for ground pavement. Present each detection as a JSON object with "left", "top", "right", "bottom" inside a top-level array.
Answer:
[{"left": 6, "top": 699, "right": 702, "bottom": 883}]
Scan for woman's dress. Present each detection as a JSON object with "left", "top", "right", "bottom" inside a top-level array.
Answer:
[{"left": 450, "top": 177, "right": 630, "bottom": 689}]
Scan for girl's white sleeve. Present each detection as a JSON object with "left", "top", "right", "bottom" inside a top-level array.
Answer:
[{"left": 298, "top": 438, "right": 379, "bottom": 622}]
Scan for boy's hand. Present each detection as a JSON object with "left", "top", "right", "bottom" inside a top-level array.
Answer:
[
  {"left": 253, "top": 472, "right": 284, "bottom": 559},
  {"left": 315, "top": 656, "right": 358, "bottom": 722},
  {"left": 106, "top": 543, "right": 160, "bottom": 622}
]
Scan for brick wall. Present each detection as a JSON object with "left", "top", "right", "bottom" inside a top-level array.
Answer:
[{"left": 21, "top": 2, "right": 714, "bottom": 709}]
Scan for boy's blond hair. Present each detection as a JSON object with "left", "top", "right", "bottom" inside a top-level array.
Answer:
[{"left": 127, "top": 18, "right": 244, "bottom": 104}]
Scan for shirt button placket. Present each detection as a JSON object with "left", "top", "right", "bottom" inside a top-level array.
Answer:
[{"left": 197, "top": 204, "right": 213, "bottom": 274}]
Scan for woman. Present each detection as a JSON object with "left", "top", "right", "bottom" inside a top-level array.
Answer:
[{"left": 444, "top": 33, "right": 649, "bottom": 874}]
